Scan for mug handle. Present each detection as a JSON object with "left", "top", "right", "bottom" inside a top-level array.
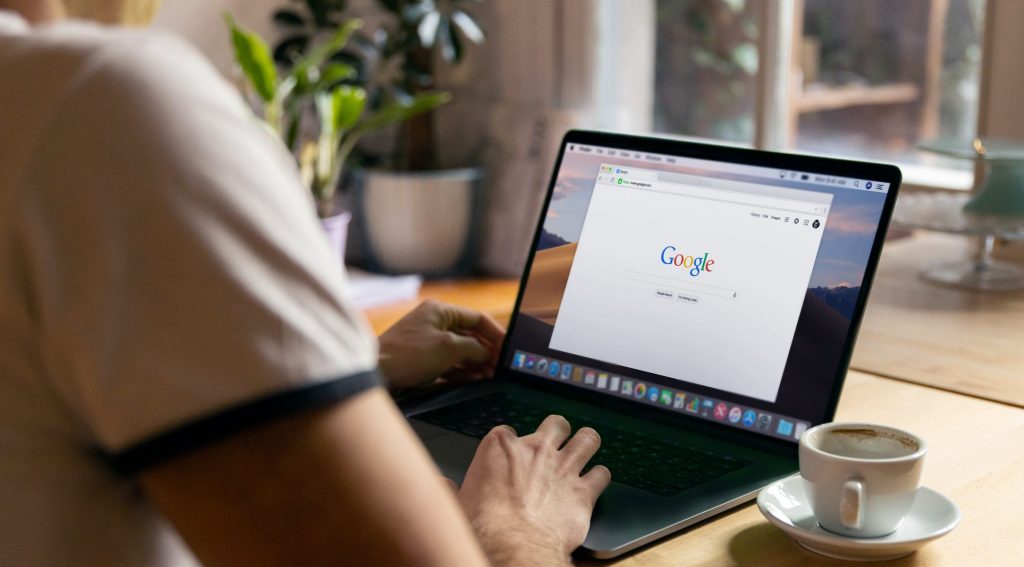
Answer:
[{"left": 840, "top": 479, "right": 864, "bottom": 530}]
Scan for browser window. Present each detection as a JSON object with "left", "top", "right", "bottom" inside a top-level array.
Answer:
[
  {"left": 548, "top": 164, "right": 833, "bottom": 402},
  {"left": 505, "top": 140, "right": 893, "bottom": 439}
]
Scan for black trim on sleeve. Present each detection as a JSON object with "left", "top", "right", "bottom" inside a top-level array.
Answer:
[{"left": 103, "top": 369, "right": 381, "bottom": 475}]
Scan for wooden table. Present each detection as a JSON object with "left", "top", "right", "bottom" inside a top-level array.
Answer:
[
  {"left": 364, "top": 258, "right": 1024, "bottom": 565},
  {"left": 586, "top": 371, "right": 1024, "bottom": 566},
  {"left": 852, "top": 232, "right": 1024, "bottom": 407}
]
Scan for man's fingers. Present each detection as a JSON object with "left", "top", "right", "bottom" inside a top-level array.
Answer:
[
  {"left": 470, "top": 314, "right": 505, "bottom": 352},
  {"left": 531, "top": 414, "right": 572, "bottom": 448},
  {"left": 441, "top": 367, "right": 489, "bottom": 383},
  {"left": 441, "top": 304, "right": 506, "bottom": 350},
  {"left": 445, "top": 332, "right": 491, "bottom": 366},
  {"left": 559, "top": 427, "right": 602, "bottom": 473},
  {"left": 480, "top": 424, "right": 518, "bottom": 448},
  {"left": 580, "top": 465, "right": 612, "bottom": 506}
]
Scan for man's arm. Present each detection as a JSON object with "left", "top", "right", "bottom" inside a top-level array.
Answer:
[
  {"left": 140, "top": 387, "right": 608, "bottom": 566},
  {"left": 140, "top": 388, "right": 490, "bottom": 567}
]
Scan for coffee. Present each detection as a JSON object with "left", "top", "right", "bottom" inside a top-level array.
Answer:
[
  {"left": 813, "top": 427, "right": 919, "bottom": 460},
  {"left": 799, "top": 422, "right": 927, "bottom": 537}
]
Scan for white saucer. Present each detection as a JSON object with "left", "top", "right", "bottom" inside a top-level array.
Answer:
[{"left": 757, "top": 475, "right": 960, "bottom": 561}]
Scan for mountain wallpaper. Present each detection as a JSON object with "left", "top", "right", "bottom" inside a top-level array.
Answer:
[
  {"left": 809, "top": 286, "right": 861, "bottom": 320},
  {"left": 537, "top": 228, "right": 570, "bottom": 251}
]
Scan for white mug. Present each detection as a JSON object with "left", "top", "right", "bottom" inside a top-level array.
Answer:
[{"left": 799, "top": 422, "right": 926, "bottom": 538}]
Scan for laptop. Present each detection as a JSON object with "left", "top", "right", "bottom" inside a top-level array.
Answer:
[{"left": 400, "top": 130, "right": 901, "bottom": 558}]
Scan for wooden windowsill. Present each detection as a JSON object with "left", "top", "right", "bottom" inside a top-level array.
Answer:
[{"left": 798, "top": 82, "right": 921, "bottom": 113}]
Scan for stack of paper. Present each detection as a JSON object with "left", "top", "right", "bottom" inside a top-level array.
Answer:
[{"left": 345, "top": 268, "right": 422, "bottom": 309}]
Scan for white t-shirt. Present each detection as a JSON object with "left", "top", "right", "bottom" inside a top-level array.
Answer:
[{"left": 0, "top": 11, "right": 379, "bottom": 566}]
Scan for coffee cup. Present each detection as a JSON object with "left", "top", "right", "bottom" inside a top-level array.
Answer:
[{"left": 799, "top": 422, "right": 926, "bottom": 538}]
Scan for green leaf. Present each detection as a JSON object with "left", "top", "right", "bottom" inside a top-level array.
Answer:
[
  {"left": 337, "top": 85, "right": 366, "bottom": 132},
  {"left": 451, "top": 10, "right": 485, "bottom": 44},
  {"left": 402, "top": 2, "right": 433, "bottom": 25},
  {"left": 318, "top": 62, "right": 357, "bottom": 87},
  {"left": 285, "top": 103, "right": 302, "bottom": 151},
  {"left": 224, "top": 13, "right": 278, "bottom": 102},
  {"left": 314, "top": 91, "right": 338, "bottom": 185},
  {"left": 292, "top": 19, "right": 363, "bottom": 81},
  {"left": 330, "top": 85, "right": 367, "bottom": 132},
  {"left": 315, "top": 92, "right": 333, "bottom": 137},
  {"left": 416, "top": 11, "right": 441, "bottom": 47},
  {"left": 314, "top": 85, "right": 365, "bottom": 142},
  {"left": 355, "top": 91, "right": 451, "bottom": 135}
]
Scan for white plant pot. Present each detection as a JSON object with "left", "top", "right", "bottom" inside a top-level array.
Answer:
[
  {"left": 354, "top": 168, "right": 481, "bottom": 275},
  {"left": 320, "top": 210, "right": 352, "bottom": 268}
]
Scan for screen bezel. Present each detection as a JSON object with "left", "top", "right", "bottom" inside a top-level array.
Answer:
[{"left": 494, "top": 129, "right": 902, "bottom": 445}]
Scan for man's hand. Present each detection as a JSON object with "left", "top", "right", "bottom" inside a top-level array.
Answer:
[
  {"left": 378, "top": 300, "right": 505, "bottom": 391},
  {"left": 458, "top": 416, "right": 612, "bottom": 566}
]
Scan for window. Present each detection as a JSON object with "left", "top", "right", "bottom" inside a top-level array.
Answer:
[
  {"left": 793, "top": 0, "right": 984, "bottom": 177},
  {"left": 646, "top": 0, "right": 989, "bottom": 189},
  {"left": 653, "top": 1, "right": 760, "bottom": 143}
]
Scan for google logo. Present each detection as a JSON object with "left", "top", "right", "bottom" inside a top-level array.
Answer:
[{"left": 661, "top": 246, "right": 716, "bottom": 277}]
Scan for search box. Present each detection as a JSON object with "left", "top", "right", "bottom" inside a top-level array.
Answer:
[{"left": 626, "top": 271, "right": 739, "bottom": 299}]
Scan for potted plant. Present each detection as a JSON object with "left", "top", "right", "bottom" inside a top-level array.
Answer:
[
  {"left": 223, "top": 12, "right": 448, "bottom": 262},
  {"left": 271, "top": 0, "right": 487, "bottom": 276}
]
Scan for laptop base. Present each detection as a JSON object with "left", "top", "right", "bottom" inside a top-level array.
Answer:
[{"left": 402, "top": 380, "right": 797, "bottom": 558}]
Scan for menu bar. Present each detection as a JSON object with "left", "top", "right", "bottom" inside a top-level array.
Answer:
[{"left": 567, "top": 143, "right": 890, "bottom": 194}]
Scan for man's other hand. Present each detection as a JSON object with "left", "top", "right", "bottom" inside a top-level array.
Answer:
[
  {"left": 378, "top": 300, "right": 505, "bottom": 391},
  {"left": 459, "top": 416, "right": 612, "bottom": 565}
]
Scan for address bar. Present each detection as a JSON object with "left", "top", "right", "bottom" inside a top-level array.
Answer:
[{"left": 619, "top": 173, "right": 827, "bottom": 215}]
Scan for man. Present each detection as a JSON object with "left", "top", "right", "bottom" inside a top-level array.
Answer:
[{"left": 0, "top": 1, "right": 611, "bottom": 565}]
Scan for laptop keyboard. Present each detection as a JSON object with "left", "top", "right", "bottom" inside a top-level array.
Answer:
[{"left": 414, "top": 393, "right": 750, "bottom": 497}]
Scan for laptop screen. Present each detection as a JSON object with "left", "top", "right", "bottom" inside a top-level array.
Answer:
[{"left": 503, "top": 134, "right": 897, "bottom": 443}]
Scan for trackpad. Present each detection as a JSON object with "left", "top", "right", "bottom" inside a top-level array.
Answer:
[
  {"left": 416, "top": 427, "right": 481, "bottom": 485},
  {"left": 409, "top": 418, "right": 452, "bottom": 441}
]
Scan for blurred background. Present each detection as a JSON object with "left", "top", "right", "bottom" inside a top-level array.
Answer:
[{"left": 145, "top": 0, "right": 1023, "bottom": 276}]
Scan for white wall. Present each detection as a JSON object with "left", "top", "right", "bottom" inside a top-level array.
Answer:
[
  {"left": 150, "top": 0, "right": 386, "bottom": 77},
  {"left": 151, "top": 0, "right": 280, "bottom": 76}
]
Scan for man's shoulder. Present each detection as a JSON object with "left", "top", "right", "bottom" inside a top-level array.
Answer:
[
  {"left": 0, "top": 21, "right": 234, "bottom": 180},
  {"left": 2, "top": 20, "right": 210, "bottom": 95}
]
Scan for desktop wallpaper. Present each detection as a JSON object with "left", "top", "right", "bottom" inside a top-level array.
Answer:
[{"left": 507, "top": 148, "right": 890, "bottom": 421}]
